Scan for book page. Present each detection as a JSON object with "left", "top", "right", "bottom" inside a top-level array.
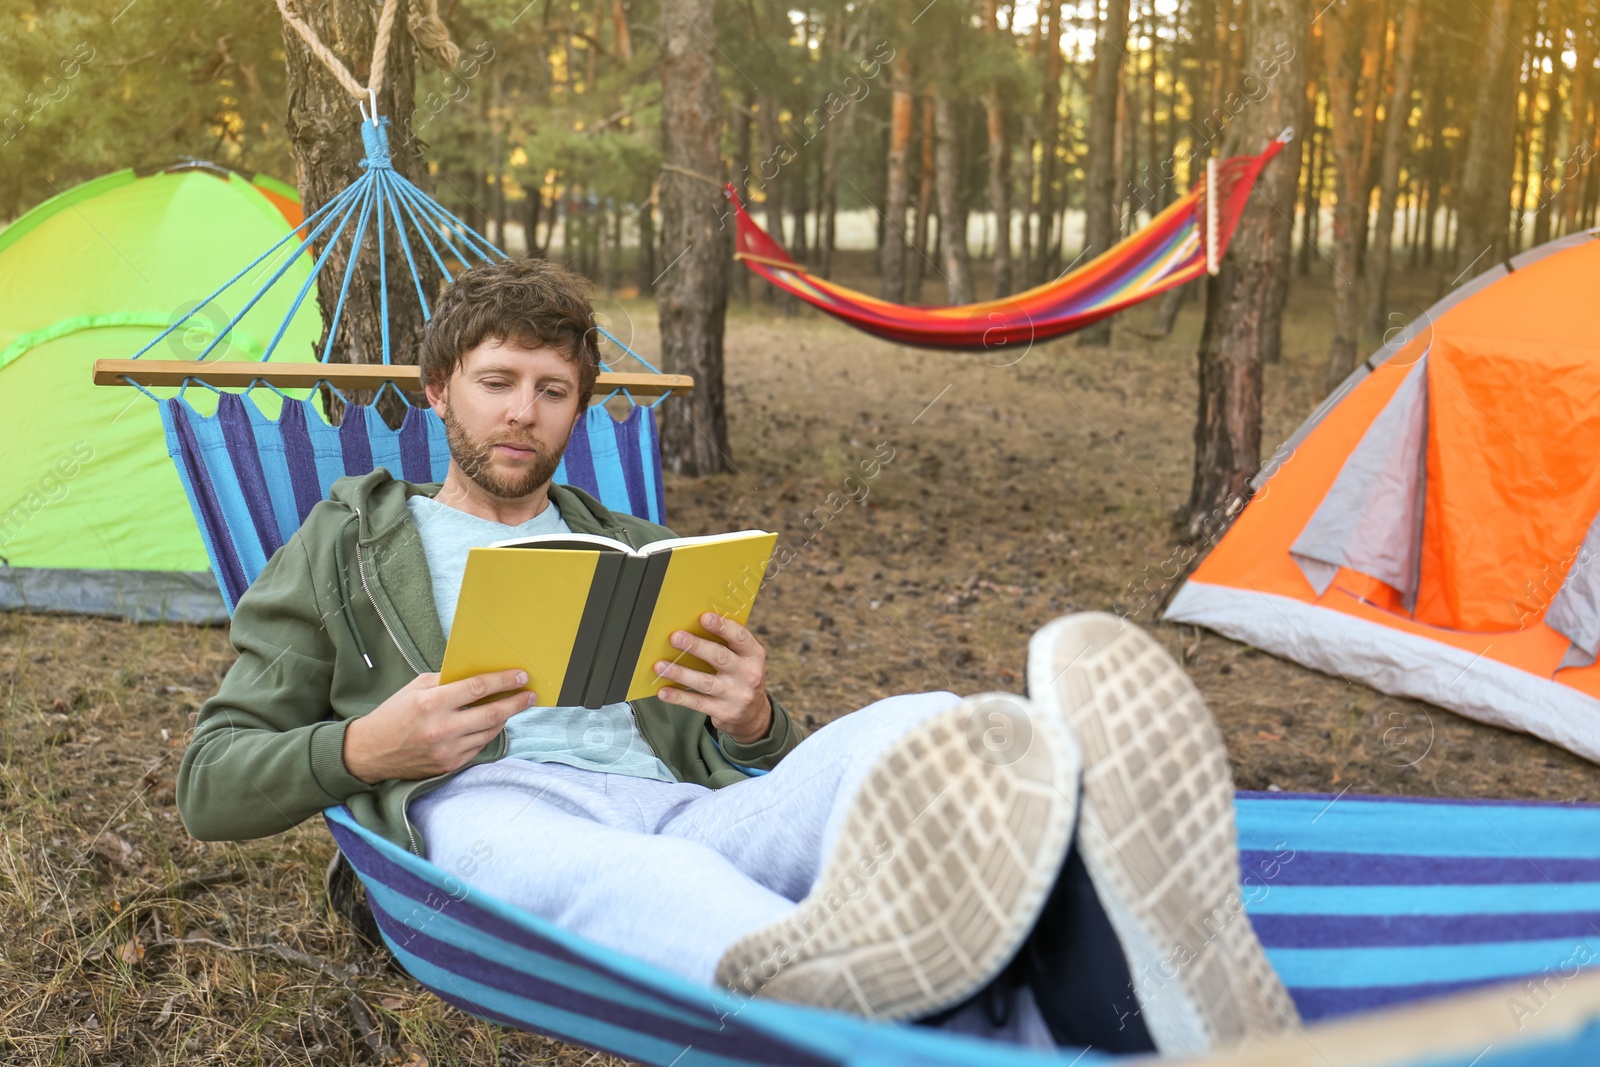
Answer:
[
  {"left": 623, "top": 532, "right": 779, "bottom": 701},
  {"left": 490, "top": 531, "right": 633, "bottom": 552}
]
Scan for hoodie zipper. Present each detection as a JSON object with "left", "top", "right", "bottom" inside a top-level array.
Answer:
[{"left": 353, "top": 508, "right": 425, "bottom": 675}]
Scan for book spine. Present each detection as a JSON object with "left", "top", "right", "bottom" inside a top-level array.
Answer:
[
  {"left": 580, "top": 555, "right": 648, "bottom": 709},
  {"left": 559, "top": 553, "right": 624, "bottom": 707},
  {"left": 606, "top": 550, "right": 674, "bottom": 705}
]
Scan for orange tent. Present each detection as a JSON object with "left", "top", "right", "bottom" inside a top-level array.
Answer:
[{"left": 1167, "top": 230, "right": 1600, "bottom": 763}]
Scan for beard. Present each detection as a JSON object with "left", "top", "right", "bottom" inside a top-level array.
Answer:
[{"left": 442, "top": 402, "right": 567, "bottom": 500}]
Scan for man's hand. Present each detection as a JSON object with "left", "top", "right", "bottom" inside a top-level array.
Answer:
[
  {"left": 653, "top": 612, "right": 773, "bottom": 744},
  {"left": 343, "top": 669, "right": 536, "bottom": 785}
]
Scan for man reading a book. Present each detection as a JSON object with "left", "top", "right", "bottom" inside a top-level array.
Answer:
[{"left": 178, "top": 258, "right": 1296, "bottom": 1057}]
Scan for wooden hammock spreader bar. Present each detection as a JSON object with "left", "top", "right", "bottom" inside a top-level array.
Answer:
[
  {"left": 92, "top": 359, "right": 695, "bottom": 399},
  {"left": 732, "top": 251, "right": 800, "bottom": 271}
]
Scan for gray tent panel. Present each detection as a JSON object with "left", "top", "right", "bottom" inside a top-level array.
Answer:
[
  {"left": 0, "top": 567, "right": 228, "bottom": 624},
  {"left": 1547, "top": 511, "right": 1600, "bottom": 669},
  {"left": 1289, "top": 355, "right": 1430, "bottom": 610}
]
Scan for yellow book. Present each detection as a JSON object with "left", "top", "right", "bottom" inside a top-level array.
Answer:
[{"left": 439, "top": 530, "right": 778, "bottom": 708}]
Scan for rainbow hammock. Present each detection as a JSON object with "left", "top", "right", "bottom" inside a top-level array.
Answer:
[{"left": 731, "top": 137, "right": 1288, "bottom": 351}]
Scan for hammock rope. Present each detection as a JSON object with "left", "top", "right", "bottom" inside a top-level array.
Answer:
[{"left": 730, "top": 133, "right": 1291, "bottom": 351}]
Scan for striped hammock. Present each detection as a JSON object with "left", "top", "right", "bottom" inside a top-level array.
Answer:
[
  {"left": 162, "top": 390, "right": 664, "bottom": 613},
  {"left": 324, "top": 790, "right": 1600, "bottom": 1066},
  {"left": 731, "top": 138, "right": 1287, "bottom": 351}
]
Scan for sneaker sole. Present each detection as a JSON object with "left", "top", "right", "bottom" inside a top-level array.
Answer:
[
  {"left": 714, "top": 692, "right": 1080, "bottom": 1020},
  {"left": 1027, "top": 613, "right": 1300, "bottom": 1055}
]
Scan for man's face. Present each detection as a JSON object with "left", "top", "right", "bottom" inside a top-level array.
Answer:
[{"left": 425, "top": 338, "right": 584, "bottom": 500}]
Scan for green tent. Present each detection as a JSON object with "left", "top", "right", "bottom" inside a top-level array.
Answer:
[{"left": 0, "top": 163, "right": 322, "bottom": 623}]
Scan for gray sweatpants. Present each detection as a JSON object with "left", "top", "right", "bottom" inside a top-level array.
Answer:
[{"left": 410, "top": 690, "right": 1057, "bottom": 1047}]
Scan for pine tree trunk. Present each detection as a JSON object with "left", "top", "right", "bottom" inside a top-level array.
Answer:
[
  {"left": 636, "top": 194, "right": 656, "bottom": 293},
  {"left": 282, "top": 0, "right": 437, "bottom": 428},
  {"left": 1511, "top": 49, "right": 1537, "bottom": 254},
  {"left": 732, "top": 92, "right": 753, "bottom": 303},
  {"left": 1452, "top": 0, "right": 1517, "bottom": 286},
  {"left": 1320, "top": 1, "right": 1365, "bottom": 390},
  {"left": 656, "top": 0, "right": 729, "bottom": 475},
  {"left": 908, "top": 98, "right": 936, "bottom": 303},
  {"left": 1299, "top": 83, "right": 1325, "bottom": 276},
  {"left": 1018, "top": 113, "right": 1036, "bottom": 285},
  {"left": 757, "top": 95, "right": 784, "bottom": 307},
  {"left": 1183, "top": 0, "right": 1307, "bottom": 539},
  {"left": 1532, "top": 11, "right": 1566, "bottom": 246},
  {"left": 491, "top": 67, "right": 507, "bottom": 246},
  {"left": 1033, "top": 0, "right": 1063, "bottom": 287},
  {"left": 1362, "top": 0, "right": 1422, "bottom": 345},
  {"left": 1150, "top": 279, "right": 1193, "bottom": 337},
  {"left": 1294, "top": 43, "right": 1321, "bottom": 283},
  {"left": 1559, "top": 23, "right": 1595, "bottom": 234},
  {"left": 881, "top": 59, "right": 913, "bottom": 301},
  {"left": 1351, "top": 0, "right": 1386, "bottom": 275},
  {"left": 1078, "top": 0, "right": 1132, "bottom": 347},
  {"left": 985, "top": 0, "right": 1012, "bottom": 299},
  {"left": 933, "top": 92, "right": 974, "bottom": 303},
  {"left": 524, "top": 186, "right": 543, "bottom": 256},
  {"left": 819, "top": 106, "right": 842, "bottom": 280}
]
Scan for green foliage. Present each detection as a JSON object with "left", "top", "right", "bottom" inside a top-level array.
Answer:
[{"left": 0, "top": 0, "right": 293, "bottom": 220}]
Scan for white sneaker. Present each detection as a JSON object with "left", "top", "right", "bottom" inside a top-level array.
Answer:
[
  {"left": 714, "top": 692, "right": 1081, "bottom": 1020},
  {"left": 1027, "top": 612, "right": 1300, "bottom": 1055}
]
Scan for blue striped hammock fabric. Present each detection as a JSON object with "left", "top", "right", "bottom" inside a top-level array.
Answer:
[
  {"left": 323, "top": 791, "right": 1600, "bottom": 1067},
  {"left": 159, "top": 391, "right": 664, "bottom": 611}
]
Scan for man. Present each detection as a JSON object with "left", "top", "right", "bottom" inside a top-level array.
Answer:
[{"left": 177, "top": 258, "right": 1297, "bottom": 1056}]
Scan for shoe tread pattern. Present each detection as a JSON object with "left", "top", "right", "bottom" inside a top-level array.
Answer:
[
  {"left": 1039, "top": 616, "right": 1299, "bottom": 1053},
  {"left": 714, "top": 696, "right": 1077, "bottom": 1021}
]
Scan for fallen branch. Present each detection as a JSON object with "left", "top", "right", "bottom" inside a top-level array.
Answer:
[{"left": 346, "top": 990, "right": 394, "bottom": 1061}]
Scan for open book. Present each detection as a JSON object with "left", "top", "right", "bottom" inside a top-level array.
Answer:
[{"left": 439, "top": 530, "right": 779, "bottom": 709}]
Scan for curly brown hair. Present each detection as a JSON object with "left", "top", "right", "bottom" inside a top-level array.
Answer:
[{"left": 418, "top": 257, "right": 602, "bottom": 407}]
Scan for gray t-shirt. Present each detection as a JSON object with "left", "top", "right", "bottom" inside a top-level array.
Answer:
[{"left": 405, "top": 494, "right": 675, "bottom": 782}]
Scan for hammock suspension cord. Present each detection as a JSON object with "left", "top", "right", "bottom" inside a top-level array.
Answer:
[{"left": 272, "top": 0, "right": 461, "bottom": 115}]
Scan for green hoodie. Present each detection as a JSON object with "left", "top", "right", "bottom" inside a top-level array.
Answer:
[{"left": 176, "top": 469, "right": 808, "bottom": 858}]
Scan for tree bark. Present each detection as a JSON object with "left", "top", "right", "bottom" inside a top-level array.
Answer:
[
  {"left": 282, "top": 0, "right": 439, "bottom": 428},
  {"left": 609, "top": 0, "right": 633, "bottom": 60},
  {"left": 1352, "top": 0, "right": 1387, "bottom": 274},
  {"left": 1559, "top": 19, "right": 1595, "bottom": 234},
  {"left": 1532, "top": 9, "right": 1566, "bottom": 246},
  {"left": 819, "top": 105, "right": 843, "bottom": 280},
  {"left": 1361, "top": 0, "right": 1422, "bottom": 346},
  {"left": 636, "top": 192, "right": 656, "bottom": 294},
  {"left": 1452, "top": 0, "right": 1517, "bottom": 286},
  {"left": 732, "top": 91, "right": 753, "bottom": 303},
  {"left": 1018, "top": 114, "right": 1036, "bottom": 286},
  {"left": 656, "top": 0, "right": 729, "bottom": 476},
  {"left": 985, "top": 0, "right": 1012, "bottom": 298},
  {"left": 881, "top": 58, "right": 913, "bottom": 301},
  {"left": 1034, "top": 0, "right": 1063, "bottom": 287},
  {"left": 1320, "top": 0, "right": 1365, "bottom": 390},
  {"left": 908, "top": 97, "right": 936, "bottom": 303},
  {"left": 1183, "top": 0, "right": 1307, "bottom": 539},
  {"left": 1078, "top": 0, "right": 1132, "bottom": 347},
  {"left": 757, "top": 94, "right": 784, "bottom": 307},
  {"left": 1298, "top": 34, "right": 1325, "bottom": 278},
  {"left": 933, "top": 91, "right": 974, "bottom": 303}
]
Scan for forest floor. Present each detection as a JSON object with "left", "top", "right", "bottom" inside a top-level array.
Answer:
[{"left": 3, "top": 261, "right": 1597, "bottom": 1065}]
